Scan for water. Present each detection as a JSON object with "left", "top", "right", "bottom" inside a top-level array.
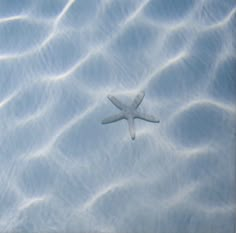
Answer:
[{"left": 0, "top": 0, "right": 236, "bottom": 232}]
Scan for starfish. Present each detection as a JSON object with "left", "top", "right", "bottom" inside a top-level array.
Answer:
[{"left": 102, "top": 91, "right": 160, "bottom": 140}]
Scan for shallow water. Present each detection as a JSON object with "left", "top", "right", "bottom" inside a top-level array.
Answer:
[{"left": 0, "top": 0, "right": 236, "bottom": 233}]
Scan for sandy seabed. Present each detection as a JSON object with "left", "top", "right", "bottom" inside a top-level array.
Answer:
[{"left": 0, "top": 0, "right": 236, "bottom": 233}]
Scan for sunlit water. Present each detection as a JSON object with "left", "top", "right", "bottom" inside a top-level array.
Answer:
[{"left": 0, "top": 0, "right": 236, "bottom": 233}]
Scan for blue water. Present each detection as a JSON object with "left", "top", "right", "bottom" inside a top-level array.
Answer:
[{"left": 0, "top": 0, "right": 236, "bottom": 232}]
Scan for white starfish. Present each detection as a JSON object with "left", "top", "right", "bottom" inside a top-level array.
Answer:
[{"left": 102, "top": 91, "right": 160, "bottom": 140}]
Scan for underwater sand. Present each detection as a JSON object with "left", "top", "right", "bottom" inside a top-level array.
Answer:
[{"left": 0, "top": 0, "right": 236, "bottom": 232}]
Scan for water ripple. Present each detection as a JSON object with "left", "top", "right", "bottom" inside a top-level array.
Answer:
[{"left": 0, "top": 0, "right": 236, "bottom": 232}]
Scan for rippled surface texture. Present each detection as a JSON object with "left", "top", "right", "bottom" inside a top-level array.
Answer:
[{"left": 0, "top": 0, "right": 236, "bottom": 232}]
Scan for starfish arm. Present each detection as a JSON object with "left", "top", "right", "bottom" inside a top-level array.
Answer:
[
  {"left": 101, "top": 113, "right": 124, "bottom": 124},
  {"left": 131, "top": 91, "right": 145, "bottom": 109},
  {"left": 107, "top": 95, "right": 125, "bottom": 110},
  {"left": 135, "top": 112, "right": 160, "bottom": 123},
  {"left": 128, "top": 117, "right": 135, "bottom": 140}
]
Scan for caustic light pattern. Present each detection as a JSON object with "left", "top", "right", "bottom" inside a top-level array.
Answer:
[{"left": 0, "top": 0, "right": 236, "bottom": 233}]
